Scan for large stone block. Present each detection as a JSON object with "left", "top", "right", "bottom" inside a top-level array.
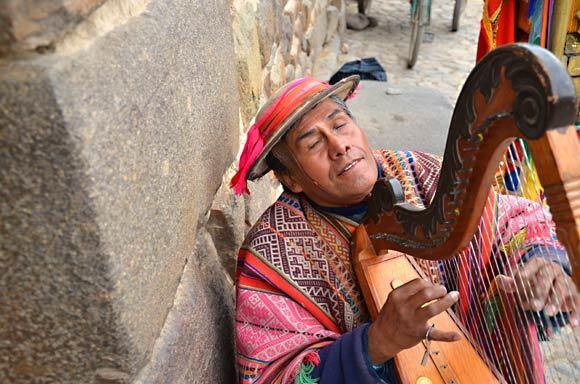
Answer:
[
  {"left": 283, "top": 0, "right": 301, "bottom": 23},
  {"left": 206, "top": 166, "right": 279, "bottom": 280},
  {"left": 0, "top": 0, "right": 239, "bottom": 381},
  {"left": 572, "top": 76, "right": 580, "bottom": 95},
  {"left": 134, "top": 228, "right": 236, "bottom": 383},
  {"left": 254, "top": 0, "right": 282, "bottom": 67},
  {"left": 279, "top": 14, "right": 294, "bottom": 63},
  {"left": 232, "top": 0, "right": 263, "bottom": 128},
  {"left": 0, "top": 64, "right": 129, "bottom": 383},
  {"left": 565, "top": 33, "right": 580, "bottom": 56},
  {"left": 0, "top": 0, "right": 106, "bottom": 56},
  {"left": 245, "top": 175, "right": 282, "bottom": 226},
  {"left": 207, "top": 169, "right": 247, "bottom": 278},
  {"left": 569, "top": 55, "right": 580, "bottom": 76},
  {"left": 325, "top": 5, "right": 340, "bottom": 44},
  {"left": 332, "top": 0, "right": 347, "bottom": 35},
  {"left": 305, "top": 0, "right": 329, "bottom": 63},
  {"left": 270, "top": 45, "right": 287, "bottom": 90}
]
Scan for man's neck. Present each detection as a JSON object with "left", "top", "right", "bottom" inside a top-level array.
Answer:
[
  {"left": 305, "top": 161, "right": 384, "bottom": 223},
  {"left": 308, "top": 198, "right": 368, "bottom": 222}
]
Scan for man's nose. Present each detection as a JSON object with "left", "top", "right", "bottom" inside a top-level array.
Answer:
[{"left": 328, "top": 134, "right": 350, "bottom": 159}]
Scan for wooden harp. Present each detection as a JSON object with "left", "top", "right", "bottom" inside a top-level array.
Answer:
[{"left": 353, "top": 44, "right": 579, "bottom": 383}]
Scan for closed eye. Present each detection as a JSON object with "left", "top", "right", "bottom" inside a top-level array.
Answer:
[{"left": 308, "top": 140, "right": 320, "bottom": 150}]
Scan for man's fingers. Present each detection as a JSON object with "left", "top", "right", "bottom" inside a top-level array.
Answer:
[
  {"left": 545, "top": 275, "right": 578, "bottom": 316},
  {"left": 526, "top": 263, "right": 559, "bottom": 311},
  {"left": 396, "top": 278, "right": 432, "bottom": 296},
  {"left": 515, "top": 257, "right": 545, "bottom": 282},
  {"left": 410, "top": 284, "right": 448, "bottom": 309},
  {"left": 495, "top": 275, "right": 516, "bottom": 294},
  {"left": 499, "top": 261, "right": 561, "bottom": 312},
  {"left": 428, "top": 328, "right": 461, "bottom": 342},
  {"left": 417, "top": 291, "right": 459, "bottom": 319},
  {"left": 496, "top": 274, "right": 543, "bottom": 312},
  {"left": 569, "top": 312, "right": 579, "bottom": 327}
]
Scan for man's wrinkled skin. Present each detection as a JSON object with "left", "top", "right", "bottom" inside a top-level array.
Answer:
[{"left": 275, "top": 99, "right": 378, "bottom": 207}]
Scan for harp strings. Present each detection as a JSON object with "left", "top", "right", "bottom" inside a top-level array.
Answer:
[
  {"left": 447, "top": 218, "right": 524, "bottom": 383},
  {"left": 436, "top": 190, "right": 533, "bottom": 382},
  {"left": 484, "top": 140, "right": 574, "bottom": 383},
  {"left": 503, "top": 145, "right": 554, "bottom": 372},
  {"left": 421, "top": 139, "right": 579, "bottom": 382},
  {"left": 508, "top": 141, "right": 578, "bottom": 333},
  {"left": 424, "top": 194, "right": 522, "bottom": 380},
  {"left": 508, "top": 140, "right": 580, "bottom": 378},
  {"left": 458, "top": 195, "right": 535, "bottom": 383},
  {"left": 490, "top": 147, "right": 547, "bottom": 383},
  {"left": 517, "top": 140, "right": 579, "bottom": 322},
  {"left": 472, "top": 215, "right": 533, "bottom": 384},
  {"left": 498, "top": 142, "right": 565, "bottom": 382}
]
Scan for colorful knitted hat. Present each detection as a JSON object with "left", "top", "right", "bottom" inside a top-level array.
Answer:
[{"left": 230, "top": 75, "right": 360, "bottom": 195}]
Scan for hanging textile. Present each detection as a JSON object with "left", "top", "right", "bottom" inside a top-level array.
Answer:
[
  {"left": 528, "top": 0, "right": 545, "bottom": 45},
  {"left": 476, "top": 0, "right": 517, "bottom": 62},
  {"left": 477, "top": 0, "right": 557, "bottom": 62},
  {"left": 477, "top": 1, "right": 552, "bottom": 202}
]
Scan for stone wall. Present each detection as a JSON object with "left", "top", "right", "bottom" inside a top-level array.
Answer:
[
  {"left": 233, "top": 0, "right": 345, "bottom": 126},
  {"left": 0, "top": 0, "right": 108, "bottom": 55},
  {"left": 213, "top": 0, "right": 347, "bottom": 277},
  {"left": 0, "top": 0, "right": 345, "bottom": 383}
]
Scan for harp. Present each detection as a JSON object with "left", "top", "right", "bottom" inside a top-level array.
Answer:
[{"left": 353, "top": 44, "right": 579, "bottom": 383}]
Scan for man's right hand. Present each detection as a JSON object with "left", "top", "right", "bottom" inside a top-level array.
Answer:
[{"left": 367, "top": 278, "right": 461, "bottom": 365}]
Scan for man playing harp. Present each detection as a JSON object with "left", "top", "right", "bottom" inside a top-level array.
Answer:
[{"left": 231, "top": 75, "right": 577, "bottom": 383}]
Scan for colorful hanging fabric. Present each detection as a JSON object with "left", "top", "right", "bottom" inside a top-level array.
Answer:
[
  {"left": 546, "top": 0, "right": 555, "bottom": 44},
  {"left": 528, "top": 0, "right": 544, "bottom": 45},
  {"left": 477, "top": 0, "right": 517, "bottom": 62}
]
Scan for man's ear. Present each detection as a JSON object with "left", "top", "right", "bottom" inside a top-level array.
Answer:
[{"left": 274, "top": 170, "right": 303, "bottom": 194}]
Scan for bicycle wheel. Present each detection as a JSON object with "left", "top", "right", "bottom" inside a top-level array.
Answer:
[
  {"left": 407, "top": 0, "right": 425, "bottom": 69},
  {"left": 451, "top": 0, "right": 463, "bottom": 32}
]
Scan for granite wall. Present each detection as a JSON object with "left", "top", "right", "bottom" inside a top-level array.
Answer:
[{"left": 0, "top": 0, "right": 345, "bottom": 382}]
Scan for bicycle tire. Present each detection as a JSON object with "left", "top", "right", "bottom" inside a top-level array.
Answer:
[
  {"left": 451, "top": 0, "right": 462, "bottom": 32},
  {"left": 408, "top": 0, "right": 425, "bottom": 69}
]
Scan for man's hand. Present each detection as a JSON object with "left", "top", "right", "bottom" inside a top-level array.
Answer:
[
  {"left": 367, "top": 278, "right": 461, "bottom": 365},
  {"left": 496, "top": 258, "right": 579, "bottom": 323}
]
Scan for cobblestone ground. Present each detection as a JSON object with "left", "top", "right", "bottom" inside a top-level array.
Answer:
[
  {"left": 315, "top": 1, "right": 580, "bottom": 382},
  {"left": 317, "top": 0, "right": 483, "bottom": 105}
]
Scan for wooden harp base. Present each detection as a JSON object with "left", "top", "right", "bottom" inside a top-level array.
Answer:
[{"left": 353, "top": 226, "right": 501, "bottom": 384}]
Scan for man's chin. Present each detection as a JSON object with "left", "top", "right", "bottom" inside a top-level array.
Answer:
[
  {"left": 337, "top": 184, "right": 375, "bottom": 205},
  {"left": 345, "top": 174, "right": 377, "bottom": 195}
]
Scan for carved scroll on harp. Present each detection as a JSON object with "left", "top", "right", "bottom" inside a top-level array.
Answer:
[{"left": 354, "top": 44, "right": 579, "bottom": 384}]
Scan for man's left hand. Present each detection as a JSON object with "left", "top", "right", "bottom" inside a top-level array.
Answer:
[{"left": 496, "top": 258, "right": 579, "bottom": 324}]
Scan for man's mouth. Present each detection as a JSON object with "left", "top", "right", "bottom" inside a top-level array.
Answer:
[{"left": 339, "top": 159, "right": 361, "bottom": 176}]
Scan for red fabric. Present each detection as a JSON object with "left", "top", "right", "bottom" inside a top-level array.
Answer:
[
  {"left": 458, "top": 189, "right": 495, "bottom": 319},
  {"left": 240, "top": 250, "right": 342, "bottom": 333},
  {"left": 477, "top": 0, "right": 517, "bottom": 62}
]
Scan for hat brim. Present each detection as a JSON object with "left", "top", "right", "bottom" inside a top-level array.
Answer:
[{"left": 247, "top": 75, "right": 360, "bottom": 180}]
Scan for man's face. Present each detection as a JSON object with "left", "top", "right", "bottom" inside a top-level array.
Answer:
[{"left": 280, "top": 99, "right": 378, "bottom": 207}]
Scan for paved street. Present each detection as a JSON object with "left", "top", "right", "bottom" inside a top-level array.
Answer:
[
  {"left": 314, "top": 1, "right": 483, "bottom": 155},
  {"left": 320, "top": 0, "right": 483, "bottom": 105}
]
